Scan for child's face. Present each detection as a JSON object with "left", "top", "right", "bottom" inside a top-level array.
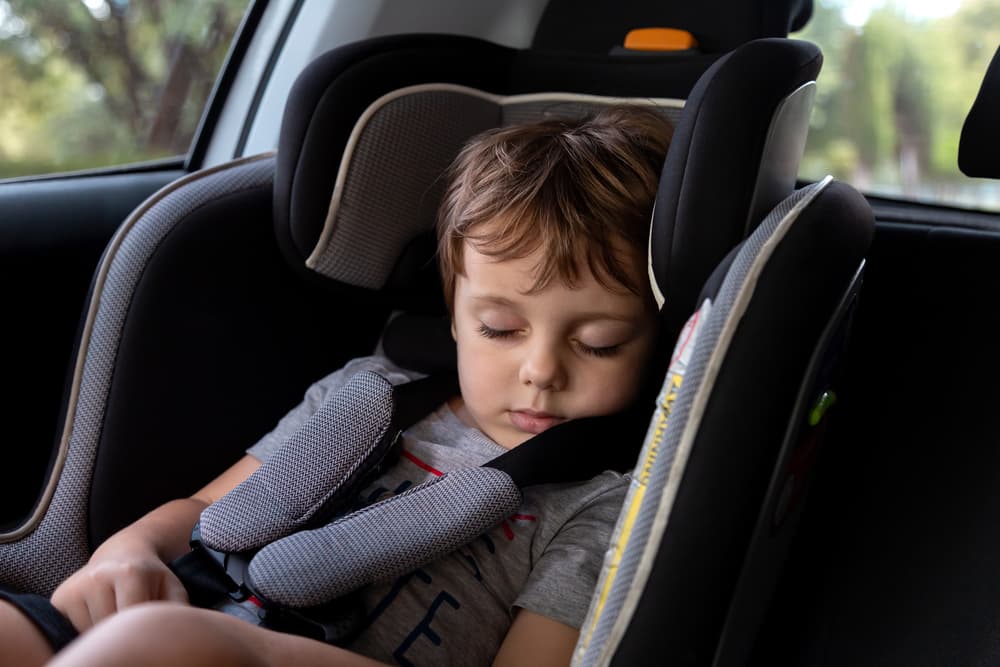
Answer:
[{"left": 449, "top": 237, "right": 657, "bottom": 449}]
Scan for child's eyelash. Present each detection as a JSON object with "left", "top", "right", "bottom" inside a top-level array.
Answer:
[
  {"left": 578, "top": 342, "right": 623, "bottom": 358},
  {"left": 478, "top": 324, "right": 516, "bottom": 339},
  {"left": 477, "top": 323, "right": 623, "bottom": 358}
]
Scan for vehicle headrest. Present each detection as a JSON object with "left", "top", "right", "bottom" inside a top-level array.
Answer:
[
  {"left": 959, "top": 45, "right": 1000, "bottom": 179},
  {"left": 273, "top": 34, "right": 820, "bottom": 341},
  {"left": 533, "top": 0, "right": 813, "bottom": 54}
]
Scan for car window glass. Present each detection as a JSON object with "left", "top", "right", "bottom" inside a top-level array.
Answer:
[
  {"left": 793, "top": 0, "right": 1000, "bottom": 211},
  {"left": 0, "top": 0, "right": 249, "bottom": 179}
]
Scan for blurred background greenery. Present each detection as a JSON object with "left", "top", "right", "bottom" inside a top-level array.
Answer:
[
  {"left": 793, "top": 0, "right": 1000, "bottom": 210},
  {"left": 0, "top": 0, "right": 247, "bottom": 179},
  {"left": 1, "top": 0, "right": 998, "bottom": 213}
]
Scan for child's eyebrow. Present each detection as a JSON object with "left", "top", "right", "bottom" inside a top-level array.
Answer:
[
  {"left": 472, "top": 294, "right": 645, "bottom": 324},
  {"left": 469, "top": 294, "right": 518, "bottom": 307},
  {"left": 573, "top": 312, "right": 650, "bottom": 325}
]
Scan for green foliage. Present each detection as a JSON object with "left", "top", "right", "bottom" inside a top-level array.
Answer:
[
  {"left": 794, "top": 0, "right": 1000, "bottom": 209},
  {"left": 0, "top": 0, "right": 247, "bottom": 179},
  {"left": 3, "top": 0, "right": 999, "bottom": 210}
]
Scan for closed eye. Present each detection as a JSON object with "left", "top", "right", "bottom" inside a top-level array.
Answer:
[{"left": 478, "top": 323, "right": 518, "bottom": 340}]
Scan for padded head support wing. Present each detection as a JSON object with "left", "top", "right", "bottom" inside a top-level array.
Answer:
[{"left": 649, "top": 38, "right": 820, "bottom": 338}]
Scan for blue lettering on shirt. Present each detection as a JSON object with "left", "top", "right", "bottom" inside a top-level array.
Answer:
[
  {"left": 359, "top": 470, "right": 523, "bottom": 663},
  {"left": 366, "top": 568, "right": 433, "bottom": 626},
  {"left": 393, "top": 590, "right": 461, "bottom": 666}
]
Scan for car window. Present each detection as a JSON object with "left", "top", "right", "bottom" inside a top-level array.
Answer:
[
  {"left": 0, "top": 0, "right": 249, "bottom": 180},
  {"left": 793, "top": 0, "right": 1000, "bottom": 212}
]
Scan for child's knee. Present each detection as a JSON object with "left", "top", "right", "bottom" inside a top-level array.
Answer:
[
  {"left": 52, "top": 603, "right": 262, "bottom": 667},
  {"left": 106, "top": 601, "right": 198, "bottom": 634}
]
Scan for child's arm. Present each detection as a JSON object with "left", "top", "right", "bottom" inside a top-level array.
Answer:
[
  {"left": 492, "top": 608, "right": 579, "bottom": 667},
  {"left": 50, "top": 454, "right": 261, "bottom": 632}
]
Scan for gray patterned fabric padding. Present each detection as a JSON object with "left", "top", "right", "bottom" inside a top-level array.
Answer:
[
  {"left": 307, "top": 86, "right": 682, "bottom": 288},
  {"left": 572, "top": 178, "right": 830, "bottom": 667},
  {"left": 0, "top": 155, "right": 276, "bottom": 596},
  {"left": 247, "top": 466, "right": 522, "bottom": 607},
  {"left": 307, "top": 88, "right": 499, "bottom": 287},
  {"left": 200, "top": 371, "right": 396, "bottom": 553}
]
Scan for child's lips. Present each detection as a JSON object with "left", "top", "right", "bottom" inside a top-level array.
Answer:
[{"left": 508, "top": 409, "right": 565, "bottom": 434}]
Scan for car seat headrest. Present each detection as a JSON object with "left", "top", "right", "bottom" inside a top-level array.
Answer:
[
  {"left": 300, "top": 83, "right": 681, "bottom": 292},
  {"left": 959, "top": 45, "right": 1000, "bottom": 179},
  {"left": 273, "top": 34, "right": 700, "bottom": 294},
  {"left": 273, "top": 34, "right": 820, "bottom": 337},
  {"left": 533, "top": 0, "right": 813, "bottom": 54}
]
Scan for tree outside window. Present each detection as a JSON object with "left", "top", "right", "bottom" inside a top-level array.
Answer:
[
  {"left": 794, "top": 0, "right": 1000, "bottom": 211},
  {"left": 0, "top": 0, "right": 248, "bottom": 179}
]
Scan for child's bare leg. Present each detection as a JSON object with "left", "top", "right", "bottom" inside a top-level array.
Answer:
[
  {"left": 48, "top": 602, "right": 389, "bottom": 667},
  {"left": 0, "top": 599, "right": 53, "bottom": 667}
]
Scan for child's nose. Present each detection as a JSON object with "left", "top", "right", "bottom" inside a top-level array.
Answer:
[{"left": 518, "top": 341, "right": 566, "bottom": 391}]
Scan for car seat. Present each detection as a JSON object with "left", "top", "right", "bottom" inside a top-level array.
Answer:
[
  {"left": 0, "top": 8, "right": 836, "bottom": 660},
  {"left": 574, "top": 176, "right": 872, "bottom": 666}
]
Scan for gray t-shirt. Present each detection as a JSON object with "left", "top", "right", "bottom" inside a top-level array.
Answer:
[{"left": 248, "top": 356, "right": 628, "bottom": 666}]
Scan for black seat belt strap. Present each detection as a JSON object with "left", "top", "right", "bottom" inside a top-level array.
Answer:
[{"left": 486, "top": 402, "right": 650, "bottom": 487}]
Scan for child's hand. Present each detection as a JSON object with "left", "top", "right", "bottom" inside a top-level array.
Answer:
[
  {"left": 48, "top": 456, "right": 260, "bottom": 632},
  {"left": 50, "top": 535, "right": 189, "bottom": 631}
]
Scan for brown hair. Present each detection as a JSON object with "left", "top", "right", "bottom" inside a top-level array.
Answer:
[{"left": 437, "top": 105, "right": 673, "bottom": 310}]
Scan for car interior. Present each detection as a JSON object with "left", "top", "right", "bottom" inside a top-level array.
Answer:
[{"left": 1, "top": 0, "right": 999, "bottom": 664}]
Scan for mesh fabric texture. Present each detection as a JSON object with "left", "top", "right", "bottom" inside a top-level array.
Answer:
[
  {"left": 309, "top": 87, "right": 680, "bottom": 288},
  {"left": 309, "top": 89, "right": 498, "bottom": 286},
  {"left": 200, "top": 371, "right": 396, "bottom": 553},
  {"left": 247, "top": 467, "right": 522, "bottom": 607}
]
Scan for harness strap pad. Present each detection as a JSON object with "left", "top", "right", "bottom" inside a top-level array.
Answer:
[
  {"left": 200, "top": 371, "right": 397, "bottom": 553},
  {"left": 246, "top": 467, "right": 522, "bottom": 607}
]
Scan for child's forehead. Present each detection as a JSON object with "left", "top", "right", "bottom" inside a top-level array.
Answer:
[
  {"left": 460, "top": 218, "right": 642, "bottom": 263},
  {"left": 461, "top": 236, "right": 645, "bottom": 298}
]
